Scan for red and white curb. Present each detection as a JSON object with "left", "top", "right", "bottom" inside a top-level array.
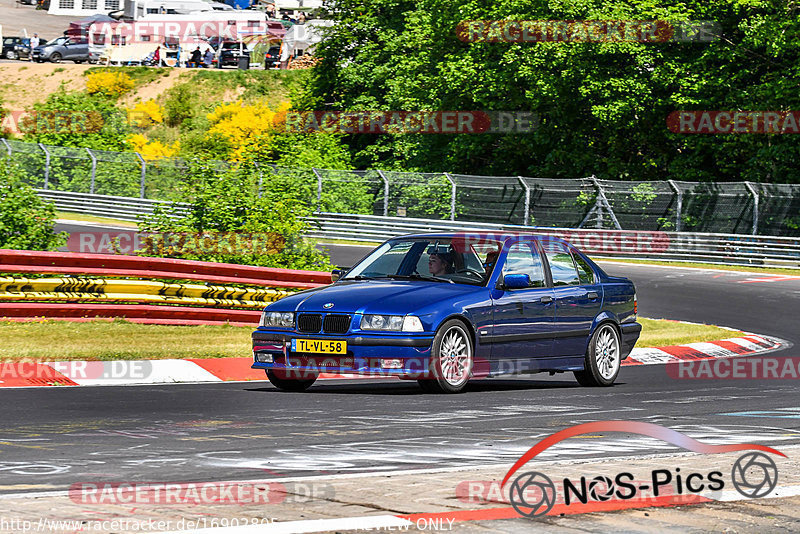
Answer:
[
  {"left": 622, "top": 333, "right": 786, "bottom": 366},
  {"left": 0, "top": 333, "right": 788, "bottom": 388}
]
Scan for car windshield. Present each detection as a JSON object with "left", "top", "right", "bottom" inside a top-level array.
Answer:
[
  {"left": 47, "top": 37, "right": 66, "bottom": 45},
  {"left": 342, "top": 237, "right": 503, "bottom": 286}
]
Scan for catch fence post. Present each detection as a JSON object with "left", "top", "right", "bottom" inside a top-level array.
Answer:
[
  {"left": 377, "top": 170, "right": 389, "bottom": 217},
  {"left": 39, "top": 143, "right": 50, "bottom": 190},
  {"left": 744, "top": 181, "right": 759, "bottom": 235},
  {"left": 591, "top": 175, "right": 621, "bottom": 230},
  {"left": 518, "top": 176, "right": 531, "bottom": 226},
  {"left": 444, "top": 173, "right": 456, "bottom": 221},
  {"left": 86, "top": 148, "right": 97, "bottom": 194},
  {"left": 0, "top": 138, "right": 11, "bottom": 156},
  {"left": 312, "top": 167, "right": 323, "bottom": 212},
  {"left": 668, "top": 180, "right": 682, "bottom": 232},
  {"left": 135, "top": 152, "right": 146, "bottom": 198}
]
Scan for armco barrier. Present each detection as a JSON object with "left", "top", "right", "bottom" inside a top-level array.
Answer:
[
  {"left": 0, "top": 303, "right": 261, "bottom": 326},
  {"left": 0, "top": 250, "right": 331, "bottom": 288},
  {"left": 0, "top": 277, "right": 292, "bottom": 309},
  {"left": 0, "top": 250, "right": 331, "bottom": 325}
]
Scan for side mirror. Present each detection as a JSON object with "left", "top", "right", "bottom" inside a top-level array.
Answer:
[
  {"left": 331, "top": 268, "right": 347, "bottom": 282},
  {"left": 503, "top": 273, "right": 530, "bottom": 289}
]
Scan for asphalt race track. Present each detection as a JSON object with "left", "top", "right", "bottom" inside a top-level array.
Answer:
[{"left": 1, "top": 243, "right": 799, "bottom": 497}]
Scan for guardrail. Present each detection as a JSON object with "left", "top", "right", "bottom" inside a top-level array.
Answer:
[
  {"left": 0, "top": 250, "right": 331, "bottom": 325},
  {"left": 37, "top": 189, "right": 187, "bottom": 222},
  {"left": 306, "top": 212, "right": 800, "bottom": 269},
  {"left": 35, "top": 189, "right": 800, "bottom": 269}
]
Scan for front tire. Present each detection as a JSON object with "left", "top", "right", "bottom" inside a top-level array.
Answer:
[
  {"left": 49, "top": 52, "right": 61, "bottom": 63},
  {"left": 574, "top": 323, "right": 621, "bottom": 387},
  {"left": 266, "top": 369, "right": 317, "bottom": 392},
  {"left": 5, "top": 50, "right": 18, "bottom": 60},
  {"left": 418, "top": 319, "right": 473, "bottom": 393}
]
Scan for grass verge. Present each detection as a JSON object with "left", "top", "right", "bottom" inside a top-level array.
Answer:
[
  {"left": 0, "top": 317, "right": 742, "bottom": 362},
  {"left": 597, "top": 258, "right": 800, "bottom": 276}
]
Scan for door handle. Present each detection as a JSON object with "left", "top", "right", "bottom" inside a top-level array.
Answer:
[
  {"left": 539, "top": 296, "right": 553, "bottom": 304},
  {"left": 587, "top": 291, "right": 599, "bottom": 300}
]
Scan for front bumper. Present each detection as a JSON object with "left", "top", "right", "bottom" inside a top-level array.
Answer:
[
  {"left": 620, "top": 321, "right": 642, "bottom": 359},
  {"left": 251, "top": 328, "right": 435, "bottom": 377}
]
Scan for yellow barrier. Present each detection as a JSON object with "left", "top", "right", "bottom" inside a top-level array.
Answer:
[{"left": 0, "top": 277, "right": 293, "bottom": 309}]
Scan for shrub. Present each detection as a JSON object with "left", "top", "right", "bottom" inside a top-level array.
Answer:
[
  {"left": 0, "top": 159, "right": 68, "bottom": 251},
  {"left": 86, "top": 71, "right": 135, "bottom": 98},
  {"left": 127, "top": 100, "right": 164, "bottom": 128},
  {"left": 139, "top": 161, "right": 332, "bottom": 270}
]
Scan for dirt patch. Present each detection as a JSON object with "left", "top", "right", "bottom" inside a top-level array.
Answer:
[
  {"left": 121, "top": 69, "right": 188, "bottom": 106},
  {"left": 0, "top": 63, "right": 90, "bottom": 110}
]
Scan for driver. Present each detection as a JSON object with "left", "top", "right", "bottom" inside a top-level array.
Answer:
[
  {"left": 483, "top": 250, "right": 500, "bottom": 278},
  {"left": 428, "top": 251, "right": 454, "bottom": 276}
]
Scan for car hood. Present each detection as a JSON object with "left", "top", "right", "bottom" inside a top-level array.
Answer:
[{"left": 269, "top": 280, "right": 480, "bottom": 315}]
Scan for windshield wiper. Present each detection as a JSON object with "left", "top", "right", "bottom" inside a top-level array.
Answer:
[{"left": 386, "top": 273, "right": 454, "bottom": 284}]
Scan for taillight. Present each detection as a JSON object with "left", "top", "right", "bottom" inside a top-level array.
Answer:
[{"left": 633, "top": 294, "right": 638, "bottom": 317}]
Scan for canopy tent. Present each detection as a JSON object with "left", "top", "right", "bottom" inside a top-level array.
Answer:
[{"left": 279, "top": 19, "right": 332, "bottom": 62}]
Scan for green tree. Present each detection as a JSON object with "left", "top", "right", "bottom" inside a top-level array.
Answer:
[
  {"left": 301, "top": 0, "right": 800, "bottom": 183},
  {"left": 139, "top": 161, "right": 333, "bottom": 270},
  {"left": 0, "top": 159, "right": 68, "bottom": 251}
]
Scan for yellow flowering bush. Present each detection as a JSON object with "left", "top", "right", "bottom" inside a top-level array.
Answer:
[
  {"left": 86, "top": 71, "right": 134, "bottom": 98},
  {"left": 206, "top": 101, "right": 290, "bottom": 160},
  {"left": 127, "top": 134, "right": 180, "bottom": 161},
  {"left": 127, "top": 100, "right": 164, "bottom": 128}
]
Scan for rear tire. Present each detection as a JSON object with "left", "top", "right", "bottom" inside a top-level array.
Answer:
[
  {"left": 266, "top": 369, "right": 317, "bottom": 392},
  {"left": 574, "top": 323, "right": 620, "bottom": 387},
  {"left": 5, "top": 50, "right": 18, "bottom": 60},
  {"left": 419, "top": 319, "right": 473, "bottom": 393}
]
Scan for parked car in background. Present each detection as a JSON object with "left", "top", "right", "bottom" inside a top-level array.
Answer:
[
  {"left": 263, "top": 46, "right": 280, "bottom": 69},
  {"left": 31, "top": 37, "right": 89, "bottom": 63},
  {"left": 2, "top": 37, "right": 36, "bottom": 60},
  {"left": 215, "top": 40, "right": 251, "bottom": 68},
  {"left": 252, "top": 233, "right": 641, "bottom": 393}
]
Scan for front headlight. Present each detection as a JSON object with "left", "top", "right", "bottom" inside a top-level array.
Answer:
[
  {"left": 260, "top": 311, "right": 294, "bottom": 328},
  {"left": 361, "top": 315, "right": 424, "bottom": 332}
]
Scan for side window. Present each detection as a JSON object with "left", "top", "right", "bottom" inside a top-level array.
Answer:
[
  {"left": 573, "top": 252, "right": 595, "bottom": 285},
  {"left": 502, "top": 243, "right": 545, "bottom": 288},
  {"left": 542, "top": 241, "right": 580, "bottom": 286}
]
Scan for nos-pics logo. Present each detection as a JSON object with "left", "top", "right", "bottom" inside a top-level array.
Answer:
[{"left": 502, "top": 421, "right": 784, "bottom": 518}]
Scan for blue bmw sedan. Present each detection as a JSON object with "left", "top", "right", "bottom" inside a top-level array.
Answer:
[{"left": 252, "top": 233, "right": 641, "bottom": 393}]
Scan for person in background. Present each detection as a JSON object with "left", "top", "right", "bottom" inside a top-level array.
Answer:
[
  {"left": 152, "top": 46, "right": 161, "bottom": 66},
  {"left": 265, "top": 3, "right": 276, "bottom": 18},
  {"left": 203, "top": 48, "right": 213, "bottom": 68},
  {"left": 296, "top": 12, "right": 307, "bottom": 24},
  {"left": 30, "top": 33, "right": 40, "bottom": 49},
  {"left": 190, "top": 46, "right": 202, "bottom": 67}
]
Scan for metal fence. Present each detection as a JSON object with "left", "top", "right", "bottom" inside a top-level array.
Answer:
[{"left": 5, "top": 138, "right": 800, "bottom": 236}]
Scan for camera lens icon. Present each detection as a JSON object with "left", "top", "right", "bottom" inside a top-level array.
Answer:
[
  {"left": 731, "top": 452, "right": 778, "bottom": 499},
  {"left": 509, "top": 471, "right": 557, "bottom": 518}
]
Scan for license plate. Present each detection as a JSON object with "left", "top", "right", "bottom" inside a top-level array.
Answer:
[{"left": 291, "top": 339, "right": 347, "bottom": 355}]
